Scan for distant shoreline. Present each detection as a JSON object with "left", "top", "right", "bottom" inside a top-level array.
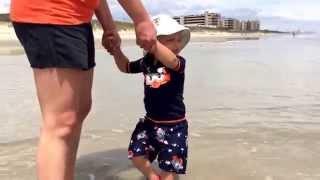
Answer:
[{"left": 0, "top": 22, "right": 285, "bottom": 56}]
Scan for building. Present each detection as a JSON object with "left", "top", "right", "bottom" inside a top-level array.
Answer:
[
  {"left": 240, "top": 21, "right": 248, "bottom": 31},
  {"left": 240, "top": 20, "right": 260, "bottom": 31},
  {"left": 247, "top": 20, "right": 260, "bottom": 31},
  {"left": 222, "top": 18, "right": 241, "bottom": 31},
  {"left": 173, "top": 11, "right": 221, "bottom": 28},
  {"left": 173, "top": 11, "right": 260, "bottom": 32}
]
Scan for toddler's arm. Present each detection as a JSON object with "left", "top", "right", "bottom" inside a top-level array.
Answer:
[
  {"left": 112, "top": 48, "right": 130, "bottom": 73},
  {"left": 150, "top": 41, "right": 181, "bottom": 71}
]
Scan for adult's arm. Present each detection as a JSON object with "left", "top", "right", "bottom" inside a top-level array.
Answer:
[
  {"left": 95, "top": 0, "right": 121, "bottom": 52},
  {"left": 117, "top": 0, "right": 156, "bottom": 51}
]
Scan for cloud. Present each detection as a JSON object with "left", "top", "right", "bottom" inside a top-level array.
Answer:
[
  {"left": 108, "top": 0, "right": 219, "bottom": 19},
  {"left": 257, "top": 1, "right": 320, "bottom": 21},
  {"left": 260, "top": 16, "right": 320, "bottom": 32},
  {"left": 2, "top": 0, "right": 320, "bottom": 21},
  {"left": 0, "top": 0, "right": 9, "bottom": 13},
  {"left": 2, "top": 0, "right": 320, "bottom": 31},
  {"left": 219, "top": 8, "right": 260, "bottom": 20},
  {"left": 106, "top": 0, "right": 320, "bottom": 31},
  {"left": 3, "top": 0, "right": 320, "bottom": 21}
]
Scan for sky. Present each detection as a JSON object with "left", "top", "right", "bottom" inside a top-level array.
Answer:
[{"left": 1, "top": 0, "right": 320, "bottom": 32}]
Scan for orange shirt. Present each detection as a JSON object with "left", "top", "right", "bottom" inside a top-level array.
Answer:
[{"left": 10, "top": 0, "right": 100, "bottom": 25}]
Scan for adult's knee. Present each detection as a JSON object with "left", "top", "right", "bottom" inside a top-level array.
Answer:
[
  {"left": 41, "top": 97, "right": 92, "bottom": 139},
  {"left": 79, "top": 97, "right": 92, "bottom": 121},
  {"left": 42, "top": 111, "right": 83, "bottom": 139}
]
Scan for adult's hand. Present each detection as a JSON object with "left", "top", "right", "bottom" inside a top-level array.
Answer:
[
  {"left": 95, "top": 0, "right": 121, "bottom": 55},
  {"left": 117, "top": 0, "right": 156, "bottom": 51},
  {"left": 135, "top": 20, "right": 157, "bottom": 52},
  {"left": 102, "top": 29, "right": 121, "bottom": 55}
]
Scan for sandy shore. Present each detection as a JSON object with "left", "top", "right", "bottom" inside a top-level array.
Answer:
[
  {"left": 1, "top": 126, "right": 319, "bottom": 180},
  {"left": 0, "top": 23, "right": 24, "bottom": 55},
  {"left": 0, "top": 23, "right": 269, "bottom": 55}
]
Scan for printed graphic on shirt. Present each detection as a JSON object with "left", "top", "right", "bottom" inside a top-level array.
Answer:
[{"left": 145, "top": 67, "right": 171, "bottom": 88}]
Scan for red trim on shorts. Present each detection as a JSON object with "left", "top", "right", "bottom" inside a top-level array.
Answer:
[{"left": 145, "top": 116, "right": 186, "bottom": 124}]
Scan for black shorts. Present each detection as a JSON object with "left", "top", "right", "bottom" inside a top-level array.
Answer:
[
  {"left": 13, "top": 22, "right": 95, "bottom": 70},
  {"left": 128, "top": 118, "right": 188, "bottom": 174}
]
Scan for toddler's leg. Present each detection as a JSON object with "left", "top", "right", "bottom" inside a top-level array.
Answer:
[
  {"left": 131, "top": 156, "right": 160, "bottom": 180},
  {"left": 159, "top": 171, "right": 176, "bottom": 180},
  {"left": 156, "top": 121, "right": 188, "bottom": 180}
]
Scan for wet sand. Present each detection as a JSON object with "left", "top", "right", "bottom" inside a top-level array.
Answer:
[{"left": 1, "top": 127, "right": 320, "bottom": 180}]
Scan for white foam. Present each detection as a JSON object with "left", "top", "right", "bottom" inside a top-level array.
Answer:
[
  {"left": 265, "top": 175, "right": 273, "bottom": 180},
  {"left": 88, "top": 134, "right": 102, "bottom": 139},
  {"left": 250, "top": 147, "right": 257, "bottom": 153},
  {"left": 111, "top": 129, "right": 125, "bottom": 133},
  {"left": 190, "top": 133, "right": 201, "bottom": 137},
  {"left": 88, "top": 174, "right": 95, "bottom": 180}
]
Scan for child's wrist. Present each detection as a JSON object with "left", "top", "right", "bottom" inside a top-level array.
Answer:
[
  {"left": 149, "top": 41, "right": 158, "bottom": 54},
  {"left": 113, "top": 48, "right": 122, "bottom": 56},
  {"left": 113, "top": 48, "right": 126, "bottom": 60}
]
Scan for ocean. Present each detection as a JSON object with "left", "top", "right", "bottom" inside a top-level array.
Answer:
[{"left": 1, "top": 34, "right": 320, "bottom": 179}]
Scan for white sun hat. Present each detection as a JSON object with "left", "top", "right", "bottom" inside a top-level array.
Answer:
[{"left": 152, "top": 14, "right": 191, "bottom": 50}]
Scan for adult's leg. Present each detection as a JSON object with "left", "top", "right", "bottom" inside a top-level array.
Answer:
[{"left": 34, "top": 68, "right": 93, "bottom": 180}]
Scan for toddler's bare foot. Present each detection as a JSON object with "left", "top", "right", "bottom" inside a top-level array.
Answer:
[{"left": 147, "top": 174, "right": 160, "bottom": 180}]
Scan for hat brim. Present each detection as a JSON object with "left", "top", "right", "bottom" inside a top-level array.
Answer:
[{"left": 157, "top": 24, "right": 190, "bottom": 51}]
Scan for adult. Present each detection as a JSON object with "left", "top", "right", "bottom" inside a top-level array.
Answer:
[{"left": 10, "top": 0, "right": 156, "bottom": 180}]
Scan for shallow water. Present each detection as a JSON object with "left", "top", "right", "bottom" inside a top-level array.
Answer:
[
  {"left": 1, "top": 34, "right": 320, "bottom": 142},
  {"left": 0, "top": 34, "right": 320, "bottom": 179}
]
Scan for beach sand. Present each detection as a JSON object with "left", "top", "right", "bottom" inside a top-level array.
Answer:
[
  {"left": 0, "top": 23, "right": 24, "bottom": 55},
  {"left": 1, "top": 127, "right": 319, "bottom": 180}
]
